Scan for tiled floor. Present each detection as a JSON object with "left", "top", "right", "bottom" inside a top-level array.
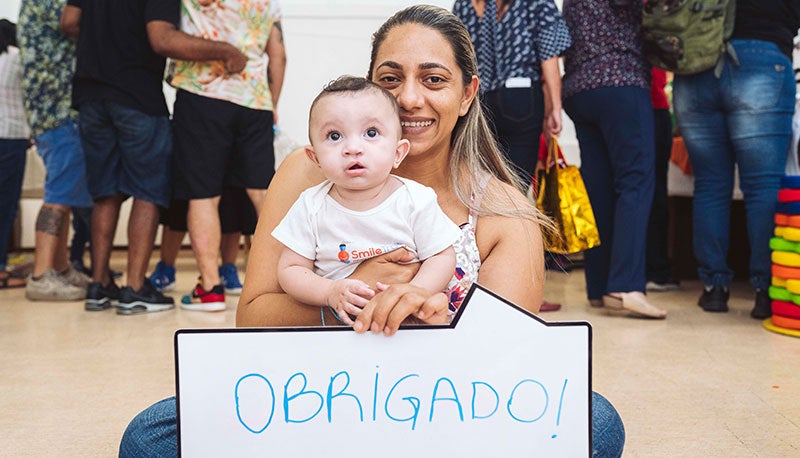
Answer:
[{"left": 1, "top": 251, "right": 799, "bottom": 457}]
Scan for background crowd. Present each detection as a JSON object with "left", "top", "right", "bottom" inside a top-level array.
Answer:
[{"left": 1, "top": 1, "right": 798, "bottom": 320}]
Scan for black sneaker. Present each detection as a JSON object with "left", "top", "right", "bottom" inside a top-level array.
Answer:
[
  {"left": 698, "top": 285, "right": 729, "bottom": 312},
  {"left": 85, "top": 281, "right": 121, "bottom": 311},
  {"left": 117, "top": 279, "right": 175, "bottom": 315},
  {"left": 750, "top": 289, "right": 772, "bottom": 320}
]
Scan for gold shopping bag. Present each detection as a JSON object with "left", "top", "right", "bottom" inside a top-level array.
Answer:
[{"left": 535, "top": 136, "right": 601, "bottom": 254}]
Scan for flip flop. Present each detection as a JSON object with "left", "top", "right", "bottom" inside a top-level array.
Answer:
[{"left": 0, "top": 272, "right": 26, "bottom": 289}]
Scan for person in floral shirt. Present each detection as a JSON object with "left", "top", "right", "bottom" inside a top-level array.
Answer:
[
  {"left": 167, "top": 0, "right": 287, "bottom": 312},
  {"left": 17, "top": 0, "right": 93, "bottom": 302}
]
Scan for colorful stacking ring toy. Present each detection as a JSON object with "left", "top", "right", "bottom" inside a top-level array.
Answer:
[
  {"left": 772, "top": 300, "right": 800, "bottom": 319},
  {"left": 775, "top": 226, "right": 800, "bottom": 242},
  {"left": 774, "top": 213, "right": 800, "bottom": 228}
]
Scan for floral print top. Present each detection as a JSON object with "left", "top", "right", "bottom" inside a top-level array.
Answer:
[
  {"left": 561, "top": 0, "right": 650, "bottom": 99},
  {"left": 17, "top": 0, "right": 77, "bottom": 137},
  {"left": 446, "top": 174, "right": 491, "bottom": 320},
  {"left": 167, "top": 0, "right": 282, "bottom": 111},
  {"left": 453, "top": 0, "right": 572, "bottom": 92}
]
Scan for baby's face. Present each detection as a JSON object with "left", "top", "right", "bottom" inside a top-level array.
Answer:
[{"left": 308, "top": 91, "right": 405, "bottom": 192}]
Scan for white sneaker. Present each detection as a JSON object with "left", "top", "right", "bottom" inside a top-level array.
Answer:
[
  {"left": 25, "top": 270, "right": 86, "bottom": 301},
  {"left": 62, "top": 265, "right": 91, "bottom": 288}
]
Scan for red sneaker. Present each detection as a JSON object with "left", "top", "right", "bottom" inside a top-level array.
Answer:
[{"left": 180, "top": 282, "right": 226, "bottom": 312}]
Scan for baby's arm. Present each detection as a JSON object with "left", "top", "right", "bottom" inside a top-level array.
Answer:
[
  {"left": 277, "top": 246, "right": 375, "bottom": 325},
  {"left": 409, "top": 246, "right": 456, "bottom": 293}
]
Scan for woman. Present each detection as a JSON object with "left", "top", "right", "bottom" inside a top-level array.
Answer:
[
  {"left": 452, "top": 0, "right": 571, "bottom": 183},
  {"left": 672, "top": 0, "right": 800, "bottom": 319},
  {"left": 561, "top": 0, "right": 667, "bottom": 318},
  {"left": 0, "top": 19, "right": 30, "bottom": 290},
  {"left": 120, "top": 6, "right": 625, "bottom": 457}
]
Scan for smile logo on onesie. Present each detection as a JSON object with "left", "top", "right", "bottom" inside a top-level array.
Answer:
[{"left": 337, "top": 243, "right": 350, "bottom": 264}]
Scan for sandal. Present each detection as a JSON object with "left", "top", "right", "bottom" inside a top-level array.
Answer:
[
  {"left": 602, "top": 291, "right": 667, "bottom": 319},
  {"left": 0, "top": 271, "right": 26, "bottom": 289}
]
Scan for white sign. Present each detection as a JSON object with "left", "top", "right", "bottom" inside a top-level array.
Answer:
[{"left": 175, "top": 284, "right": 592, "bottom": 457}]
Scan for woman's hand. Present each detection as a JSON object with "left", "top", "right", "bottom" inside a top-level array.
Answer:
[
  {"left": 353, "top": 282, "right": 449, "bottom": 336},
  {"left": 349, "top": 247, "right": 420, "bottom": 289}
]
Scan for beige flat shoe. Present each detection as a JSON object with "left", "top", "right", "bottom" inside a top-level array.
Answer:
[{"left": 603, "top": 291, "right": 667, "bottom": 319}]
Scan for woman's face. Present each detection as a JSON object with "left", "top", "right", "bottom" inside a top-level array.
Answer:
[{"left": 370, "top": 23, "right": 478, "bottom": 161}]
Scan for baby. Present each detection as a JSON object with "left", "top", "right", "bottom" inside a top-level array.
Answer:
[{"left": 271, "top": 76, "right": 460, "bottom": 325}]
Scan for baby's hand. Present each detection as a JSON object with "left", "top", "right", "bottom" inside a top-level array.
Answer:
[{"left": 326, "top": 279, "right": 375, "bottom": 326}]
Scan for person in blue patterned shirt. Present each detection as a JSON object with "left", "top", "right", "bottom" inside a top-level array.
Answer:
[{"left": 453, "top": 0, "right": 571, "bottom": 185}]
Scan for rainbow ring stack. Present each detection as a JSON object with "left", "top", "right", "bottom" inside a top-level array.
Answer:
[{"left": 767, "top": 178, "right": 800, "bottom": 337}]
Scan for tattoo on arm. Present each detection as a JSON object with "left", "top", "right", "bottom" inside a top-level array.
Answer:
[
  {"left": 274, "top": 21, "right": 283, "bottom": 44},
  {"left": 35, "top": 207, "right": 68, "bottom": 236}
]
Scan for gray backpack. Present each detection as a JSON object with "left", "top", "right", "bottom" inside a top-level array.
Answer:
[{"left": 642, "top": 0, "right": 738, "bottom": 76}]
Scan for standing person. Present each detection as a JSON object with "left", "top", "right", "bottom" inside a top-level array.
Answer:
[
  {"left": 17, "top": 0, "right": 93, "bottom": 302},
  {"left": 672, "top": 0, "right": 800, "bottom": 318},
  {"left": 60, "top": 0, "right": 248, "bottom": 314},
  {"left": 561, "top": 0, "right": 667, "bottom": 318},
  {"left": 453, "top": 0, "right": 571, "bottom": 183},
  {"left": 646, "top": 67, "right": 680, "bottom": 292},
  {"left": 169, "top": 0, "right": 286, "bottom": 312},
  {"left": 0, "top": 19, "right": 30, "bottom": 290},
  {"left": 119, "top": 7, "right": 625, "bottom": 457},
  {"left": 453, "top": 0, "right": 571, "bottom": 313}
]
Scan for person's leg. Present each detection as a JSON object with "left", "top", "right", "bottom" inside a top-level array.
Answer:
[
  {"left": 119, "top": 397, "right": 178, "bottom": 458},
  {"left": 126, "top": 199, "right": 160, "bottom": 291},
  {"left": 591, "top": 391, "right": 625, "bottom": 458},
  {"left": 565, "top": 93, "right": 614, "bottom": 303},
  {"left": 90, "top": 195, "right": 124, "bottom": 286},
  {"left": 70, "top": 206, "right": 92, "bottom": 271},
  {"left": 725, "top": 40, "right": 796, "bottom": 318},
  {"left": 188, "top": 196, "right": 223, "bottom": 290},
  {"left": 27, "top": 121, "right": 93, "bottom": 301},
  {"left": 598, "top": 87, "right": 655, "bottom": 295},
  {"left": 674, "top": 68, "right": 735, "bottom": 311},
  {"left": 0, "top": 139, "right": 28, "bottom": 283},
  {"left": 646, "top": 108, "right": 675, "bottom": 287},
  {"left": 172, "top": 91, "right": 235, "bottom": 310}
]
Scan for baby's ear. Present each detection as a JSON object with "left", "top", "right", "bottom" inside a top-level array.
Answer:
[
  {"left": 393, "top": 139, "right": 411, "bottom": 168},
  {"left": 305, "top": 146, "right": 320, "bottom": 166}
]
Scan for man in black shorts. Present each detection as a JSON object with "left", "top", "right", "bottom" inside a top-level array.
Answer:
[{"left": 168, "top": 1, "right": 286, "bottom": 311}]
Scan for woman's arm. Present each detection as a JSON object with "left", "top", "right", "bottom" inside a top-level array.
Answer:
[
  {"left": 410, "top": 246, "right": 456, "bottom": 293},
  {"left": 541, "top": 56, "right": 563, "bottom": 139}
]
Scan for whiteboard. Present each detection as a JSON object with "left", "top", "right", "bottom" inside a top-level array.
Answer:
[{"left": 175, "top": 284, "right": 592, "bottom": 457}]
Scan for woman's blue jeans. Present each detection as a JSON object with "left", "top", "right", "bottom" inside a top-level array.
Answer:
[
  {"left": 119, "top": 392, "right": 625, "bottom": 457},
  {"left": 673, "top": 39, "right": 796, "bottom": 290}
]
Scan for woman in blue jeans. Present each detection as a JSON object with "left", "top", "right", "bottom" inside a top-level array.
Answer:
[
  {"left": 120, "top": 5, "right": 625, "bottom": 457},
  {"left": 672, "top": 0, "right": 799, "bottom": 318}
]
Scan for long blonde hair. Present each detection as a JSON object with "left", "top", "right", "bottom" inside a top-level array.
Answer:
[{"left": 367, "top": 5, "right": 550, "bottom": 227}]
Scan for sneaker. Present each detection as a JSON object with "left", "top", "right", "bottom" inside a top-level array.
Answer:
[
  {"left": 698, "top": 285, "right": 729, "bottom": 313},
  {"left": 62, "top": 264, "right": 91, "bottom": 289},
  {"left": 85, "top": 281, "right": 121, "bottom": 311},
  {"left": 117, "top": 279, "right": 175, "bottom": 315},
  {"left": 25, "top": 270, "right": 86, "bottom": 301},
  {"left": 645, "top": 279, "right": 680, "bottom": 292},
  {"left": 181, "top": 282, "right": 226, "bottom": 312},
  {"left": 148, "top": 261, "right": 176, "bottom": 292},
  {"left": 750, "top": 289, "right": 772, "bottom": 320},
  {"left": 219, "top": 263, "right": 243, "bottom": 295}
]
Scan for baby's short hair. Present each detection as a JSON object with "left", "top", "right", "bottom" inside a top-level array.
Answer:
[{"left": 309, "top": 75, "right": 399, "bottom": 121}]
